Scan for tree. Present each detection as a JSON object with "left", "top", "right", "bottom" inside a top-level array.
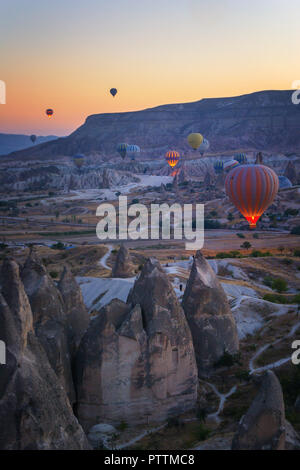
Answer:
[
  {"left": 278, "top": 245, "right": 285, "bottom": 254},
  {"left": 227, "top": 212, "right": 234, "bottom": 221},
  {"left": 241, "top": 241, "right": 251, "bottom": 251}
]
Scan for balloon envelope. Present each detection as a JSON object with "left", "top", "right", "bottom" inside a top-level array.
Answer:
[
  {"left": 165, "top": 150, "right": 180, "bottom": 168},
  {"left": 235, "top": 153, "right": 247, "bottom": 164},
  {"left": 214, "top": 160, "right": 224, "bottom": 173},
  {"left": 30, "top": 134, "right": 36, "bottom": 143},
  {"left": 117, "top": 143, "right": 128, "bottom": 159},
  {"left": 278, "top": 175, "right": 292, "bottom": 189},
  {"left": 224, "top": 160, "right": 239, "bottom": 172},
  {"left": 110, "top": 88, "right": 117, "bottom": 97},
  {"left": 187, "top": 133, "right": 203, "bottom": 150},
  {"left": 46, "top": 108, "right": 53, "bottom": 117},
  {"left": 199, "top": 138, "right": 210, "bottom": 154},
  {"left": 127, "top": 144, "right": 140, "bottom": 160},
  {"left": 225, "top": 164, "right": 279, "bottom": 228},
  {"left": 73, "top": 154, "right": 85, "bottom": 169}
]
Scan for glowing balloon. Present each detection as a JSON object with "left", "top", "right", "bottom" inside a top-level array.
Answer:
[
  {"left": 46, "top": 108, "right": 53, "bottom": 117},
  {"left": 117, "top": 143, "right": 128, "bottom": 159},
  {"left": 165, "top": 150, "right": 180, "bottom": 168},
  {"left": 127, "top": 144, "right": 140, "bottom": 160},
  {"left": 30, "top": 134, "right": 37, "bottom": 143},
  {"left": 187, "top": 133, "right": 203, "bottom": 150},
  {"left": 225, "top": 164, "right": 279, "bottom": 229},
  {"left": 110, "top": 88, "right": 117, "bottom": 97}
]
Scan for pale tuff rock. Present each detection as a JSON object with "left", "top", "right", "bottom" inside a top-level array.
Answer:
[
  {"left": 75, "top": 258, "right": 198, "bottom": 430},
  {"left": 58, "top": 266, "right": 89, "bottom": 353},
  {"left": 232, "top": 371, "right": 286, "bottom": 450},
  {"left": 0, "top": 259, "right": 89, "bottom": 450},
  {"left": 21, "top": 250, "right": 75, "bottom": 403},
  {"left": 182, "top": 250, "right": 239, "bottom": 376},
  {"left": 111, "top": 244, "right": 135, "bottom": 278}
]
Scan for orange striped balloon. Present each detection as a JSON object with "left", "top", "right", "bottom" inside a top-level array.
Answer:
[
  {"left": 165, "top": 150, "right": 180, "bottom": 168},
  {"left": 225, "top": 164, "right": 279, "bottom": 228}
]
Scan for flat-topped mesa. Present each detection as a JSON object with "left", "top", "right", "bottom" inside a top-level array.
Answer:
[
  {"left": 21, "top": 250, "right": 75, "bottom": 404},
  {"left": 182, "top": 250, "right": 239, "bottom": 376},
  {"left": 232, "top": 371, "right": 286, "bottom": 450},
  {"left": 75, "top": 257, "right": 198, "bottom": 430},
  {"left": 111, "top": 243, "right": 135, "bottom": 278}
]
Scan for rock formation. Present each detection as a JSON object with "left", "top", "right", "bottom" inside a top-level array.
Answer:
[
  {"left": 58, "top": 266, "right": 90, "bottom": 354},
  {"left": 182, "top": 250, "right": 239, "bottom": 376},
  {"left": 111, "top": 244, "right": 135, "bottom": 278},
  {"left": 232, "top": 371, "right": 286, "bottom": 450},
  {"left": 75, "top": 258, "right": 198, "bottom": 430},
  {"left": 0, "top": 259, "right": 90, "bottom": 450},
  {"left": 21, "top": 250, "right": 75, "bottom": 403},
  {"left": 284, "top": 161, "right": 297, "bottom": 185}
]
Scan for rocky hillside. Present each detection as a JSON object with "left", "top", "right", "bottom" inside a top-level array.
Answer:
[{"left": 3, "top": 90, "right": 300, "bottom": 161}]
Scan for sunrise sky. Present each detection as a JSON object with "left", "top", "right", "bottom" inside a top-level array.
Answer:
[{"left": 0, "top": 0, "right": 299, "bottom": 136}]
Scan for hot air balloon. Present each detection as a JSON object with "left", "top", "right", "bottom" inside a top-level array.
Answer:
[
  {"left": 46, "top": 108, "right": 53, "bottom": 118},
  {"left": 224, "top": 160, "right": 239, "bottom": 172},
  {"left": 235, "top": 153, "right": 247, "bottom": 164},
  {"left": 165, "top": 150, "right": 180, "bottom": 168},
  {"left": 110, "top": 88, "right": 117, "bottom": 97},
  {"left": 214, "top": 161, "right": 224, "bottom": 173},
  {"left": 117, "top": 143, "right": 128, "bottom": 159},
  {"left": 30, "top": 134, "right": 37, "bottom": 143},
  {"left": 187, "top": 133, "right": 203, "bottom": 150},
  {"left": 73, "top": 154, "right": 85, "bottom": 170},
  {"left": 225, "top": 164, "right": 279, "bottom": 229},
  {"left": 278, "top": 175, "right": 292, "bottom": 189},
  {"left": 198, "top": 138, "right": 210, "bottom": 156},
  {"left": 127, "top": 144, "right": 140, "bottom": 160}
]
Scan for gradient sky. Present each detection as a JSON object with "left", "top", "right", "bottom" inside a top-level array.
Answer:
[{"left": 0, "top": 0, "right": 299, "bottom": 136}]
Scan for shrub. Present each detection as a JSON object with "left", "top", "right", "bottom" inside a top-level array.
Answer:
[
  {"left": 235, "top": 370, "right": 251, "bottom": 383},
  {"left": 194, "top": 423, "right": 211, "bottom": 441},
  {"left": 236, "top": 233, "right": 245, "bottom": 239},
  {"left": 117, "top": 420, "right": 128, "bottom": 432},
  {"left": 131, "top": 198, "right": 139, "bottom": 204},
  {"left": 282, "top": 258, "right": 293, "bottom": 265},
  {"left": 253, "top": 233, "right": 259, "bottom": 239},
  {"left": 263, "top": 293, "right": 289, "bottom": 304},
  {"left": 263, "top": 276, "right": 274, "bottom": 288},
  {"left": 51, "top": 242, "right": 65, "bottom": 250},
  {"left": 49, "top": 271, "right": 58, "bottom": 279},
  {"left": 216, "top": 252, "right": 229, "bottom": 259},
  {"left": 291, "top": 226, "right": 300, "bottom": 235},
  {"left": 250, "top": 250, "right": 263, "bottom": 257},
  {"left": 272, "top": 278, "right": 288, "bottom": 293},
  {"left": 240, "top": 241, "right": 251, "bottom": 250},
  {"left": 294, "top": 249, "right": 300, "bottom": 257},
  {"left": 214, "top": 350, "right": 241, "bottom": 368}
]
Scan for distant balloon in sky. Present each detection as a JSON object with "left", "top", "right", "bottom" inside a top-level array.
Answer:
[
  {"left": 224, "top": 159, "right": 239, "bottom": 172},
  {"left": 110, "top": 88, "right": 117, "bottom": 97},
  {"left": 46, "top": 108, "right": 53, "bottom": 118},
  {"left": 198, "top": 138, "right": 210, "bottom": 155},
  {"left": 165, "top": 150, "right": 180, "bottom": 168},
  {"left": 30, "top": 134, "right": 36, "bottom": 143},
  {"left": 225, "top": 164, "right": 279, "bottom": 229},
  {"left": 117, "top": 143, "right": 128, "bottom": 159},
  {"left": 187, "top": 133, "right": 203, "bottom": 150},
  {"left": 127, "top": 144, "right": 140, "bottom": 160},
  {"left": 73, "top": 154, "right": 85, "bottom": 169}
]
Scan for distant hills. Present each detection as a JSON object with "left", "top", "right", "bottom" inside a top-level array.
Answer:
[
  {"left": 2, "top": 90, "right": 300, "bottom": 161},
  {"left": 0, "top": 133, "right": 58, "bottom": 156}
]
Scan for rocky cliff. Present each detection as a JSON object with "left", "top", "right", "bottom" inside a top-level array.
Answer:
[
  {"left": 75, "top": 258, "right": 198, "bottom": 430},
  {"left": 3, "top": 90, "right": 300, "bottom": 162},
  {"left": 182, "top": 251, "right": 239, "bottom": 376}
]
